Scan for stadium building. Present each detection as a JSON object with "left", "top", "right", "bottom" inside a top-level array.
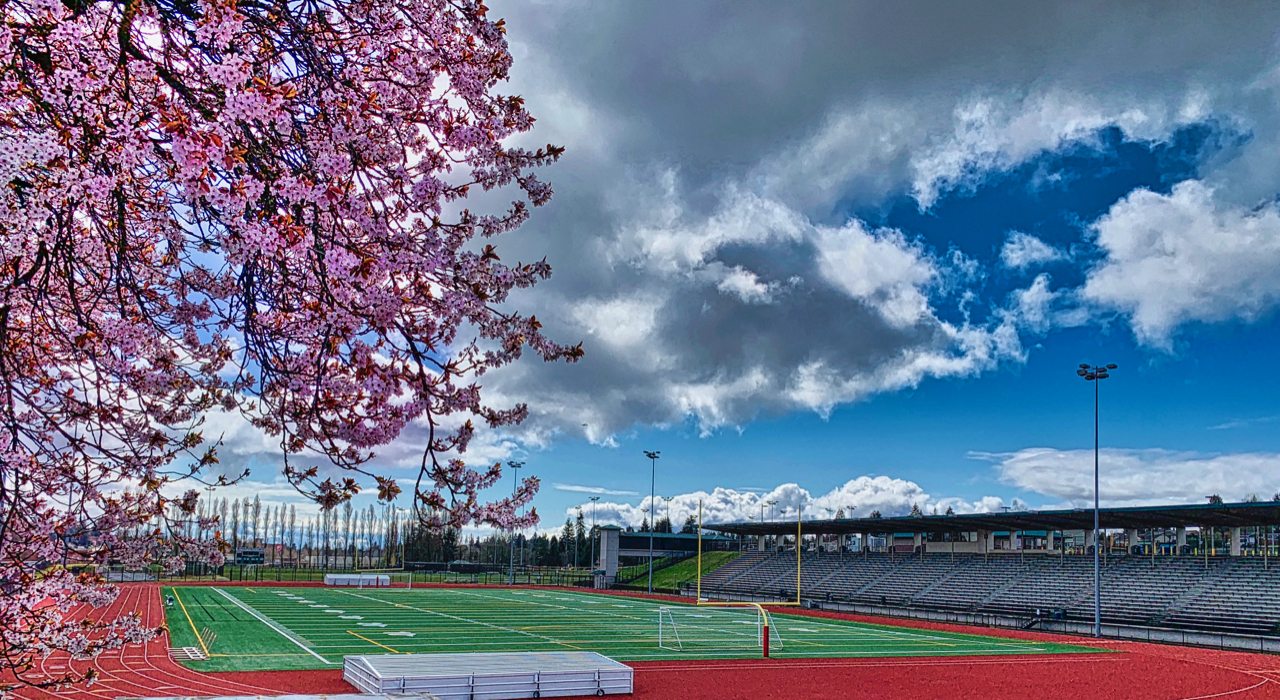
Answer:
[{"left": 692, "top": 500, "right": 1280, "bottom": 649}]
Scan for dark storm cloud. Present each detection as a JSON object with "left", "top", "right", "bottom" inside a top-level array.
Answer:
[{"left": 462, "top": 0, "right": 1280, "bottom": 441}]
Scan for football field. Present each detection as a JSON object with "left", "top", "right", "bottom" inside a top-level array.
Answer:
[{"left": 163, "top": 586, "right": 1099, "bottom": 671}]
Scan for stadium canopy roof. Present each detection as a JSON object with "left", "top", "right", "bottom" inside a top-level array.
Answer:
[{"left": 702, "top": 501, "right": 1280, "bottom": 537}]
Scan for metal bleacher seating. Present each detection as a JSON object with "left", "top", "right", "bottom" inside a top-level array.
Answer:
[{"left": 699, "top": 550, "right": 1280, "bottom": 637}]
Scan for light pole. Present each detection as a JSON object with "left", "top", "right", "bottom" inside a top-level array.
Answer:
[
  {"left": 589, "top": 496, "right": 600, "bottom": 571},
  {"left": 766, "top": 500, "right": 777, "bottom": 550},
  {"left": 1077, "top": 362, "right": 1116, "bottom": 638},
  {"left": 644, "top": 450, "right": 660, "bottom": 593},
  {"left": 663, "top": 496, "right": 673, "bottom": 533},
  {"left": 507, "top": 460, "right": 524, "bottom": 585}
]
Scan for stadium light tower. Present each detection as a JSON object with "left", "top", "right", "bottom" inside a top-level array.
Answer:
[
  {"left": 644, "top": 450, "right": 660, "bottom": 593},
  {"left": 1077, "top": 362, "right": 1117, "bottom": 638},
  {"left": 507, "top": 460, "right": 524, "bottom": 585}
]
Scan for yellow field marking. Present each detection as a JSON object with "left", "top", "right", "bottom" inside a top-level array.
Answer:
[
  {"left": 348, "top": 630, "right": 400, "bottom": 653},
  {"left": 170, "top": 588, "right": 210, "bottom": 657},
  {"left": 245, "top": 588, "right": 256, "bottom": 594}
]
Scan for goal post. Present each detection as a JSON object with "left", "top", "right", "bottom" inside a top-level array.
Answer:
[
  {"left": 657, "top": 604, "right": 782, "bottom": 657},
  {"left": 385, "top": 571, "right": 413, "bottom": 589}
]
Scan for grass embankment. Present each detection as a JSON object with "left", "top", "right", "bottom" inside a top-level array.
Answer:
[{"left": 643, "top": 551, "right": 740, "bottom": 590}]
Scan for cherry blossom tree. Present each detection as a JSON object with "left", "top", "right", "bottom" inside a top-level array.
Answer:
[{"left": 0, "top": 0, "right": 575, "bottom": 690}]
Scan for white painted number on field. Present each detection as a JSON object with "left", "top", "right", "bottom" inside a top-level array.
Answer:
[
  {"left": 357, "top": 622, "right": 386, "bottom": 628},
  {"left": 340, "top": 615, "right": 362, "bottom": 620},
  {"left": 323, "top": 610, "right": 344, "bottom": 614},
  {"left": 386, "top": 632, "right": 416, "bottom": 637}
]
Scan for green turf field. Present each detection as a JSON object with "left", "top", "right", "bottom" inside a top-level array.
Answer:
[{"left": 162, "top": 586, "right": 1099, "bottom": 671}]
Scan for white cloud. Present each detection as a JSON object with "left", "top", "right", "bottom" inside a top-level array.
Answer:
[
  {"left": 1082, "top": 181, "right": 1280, "bottom": 348},
  {"left": 909, "top": 91, "right": 1203, "bottom": 208},
  {"left": 567, "top": 476, "right": 1009, "bottom": 529},
  {"left": 1006, "top": 273, "right": 1088, "bottom": 334},
  {"left": 978, "top": 447, "right": 1280, "bottom": 505},
  {"left": 1010, "top": 274, "right": 1058, "bottom": 333},
  {"left": 812, "top": 222, "right": 935, "bottom": 328},
  {"left": 1208, "top": 415, "right": 1280, "bottom": 431},
  {"left": 553, "top": 483, "right": 639, "bottom": 496},
  {"left": 1000, "top": 231, "right": 1069, "bottom": 271},
  {"left": 715, "top": 266, "right": 776, "bottom": 304}
]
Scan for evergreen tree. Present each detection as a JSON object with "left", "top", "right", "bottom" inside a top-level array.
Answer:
[
  {"left": 680, "top": 515, "right": 698, "bottom": 534},
  {"left": 575, "top": 510, "right": 589, "bottom": 567},
  {"left": 560, "top": 518, "right": 576, "bottom": 566}
]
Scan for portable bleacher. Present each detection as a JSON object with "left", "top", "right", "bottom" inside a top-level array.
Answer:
[
  {"left": 342, "top": 651, "right": 633, "bottom": 698},
  {"left": 323, "top": 573, "right": 390, "bottom": 587}
]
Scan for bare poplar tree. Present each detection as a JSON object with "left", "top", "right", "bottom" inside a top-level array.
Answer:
[
  {"left": 251, "top": 496, "right": 263, "bottom": 548},
  {"left": 230, "top": 500, "right": 241, "bottom": 552},
  {"left": 342, "top": 502, "right": 354, "bottom": 568},
  {"left": 289, "top": 506, "right": 298, "bottom": 562}
]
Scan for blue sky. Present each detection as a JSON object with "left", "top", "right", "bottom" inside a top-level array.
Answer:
[{"left": 202, "top": 2, "right": 1280, "bottom": 535}]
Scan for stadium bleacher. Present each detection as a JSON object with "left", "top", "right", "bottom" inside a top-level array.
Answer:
[{"left": 699, "top": 551, "right": 1280, "bottom": 637}]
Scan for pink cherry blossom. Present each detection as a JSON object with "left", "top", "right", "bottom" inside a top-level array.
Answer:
[{"left": 0, "top": 0, "right": 576, "bottom": 691}]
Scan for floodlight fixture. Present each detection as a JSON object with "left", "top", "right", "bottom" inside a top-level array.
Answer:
[
  {"left": 507, "top": 460, "right": 525, "bottom": 585},
  {"left": 643, "top": 450, "right": 660, "bottom": 593},
  {"left": 1076, "top": 362, "right": 1118, "bottom": 638}
]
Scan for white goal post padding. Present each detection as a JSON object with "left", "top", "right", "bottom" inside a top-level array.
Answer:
[
  {"left": 324, "top": 573, "right": 391, "bottom": 587},
  {"left": 657, "top": 605, "right": 783, "bottom": 652}
]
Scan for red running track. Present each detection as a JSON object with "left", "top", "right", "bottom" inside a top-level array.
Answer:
[{"left": 10, "top": 584, "right": 1280, "bottom": 700}]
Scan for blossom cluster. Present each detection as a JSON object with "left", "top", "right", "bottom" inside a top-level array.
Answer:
[{"left": 0, "top": 0, "right": 575, "bottom": 690}]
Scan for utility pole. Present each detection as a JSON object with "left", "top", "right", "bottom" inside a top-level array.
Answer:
[
  {"left": 644, "top": 450, "right": 660, "bottom": 594},
  {"left": 1077, "top": 362, "right": 1117, "bottom": 638}
]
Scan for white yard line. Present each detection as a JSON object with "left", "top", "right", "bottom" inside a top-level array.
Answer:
[
  {"left": 338, "top": 590, "right": 585, "bottom": 651},
  {"left": 212, "top": 588, "right": 334, "bottom": 665}
]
